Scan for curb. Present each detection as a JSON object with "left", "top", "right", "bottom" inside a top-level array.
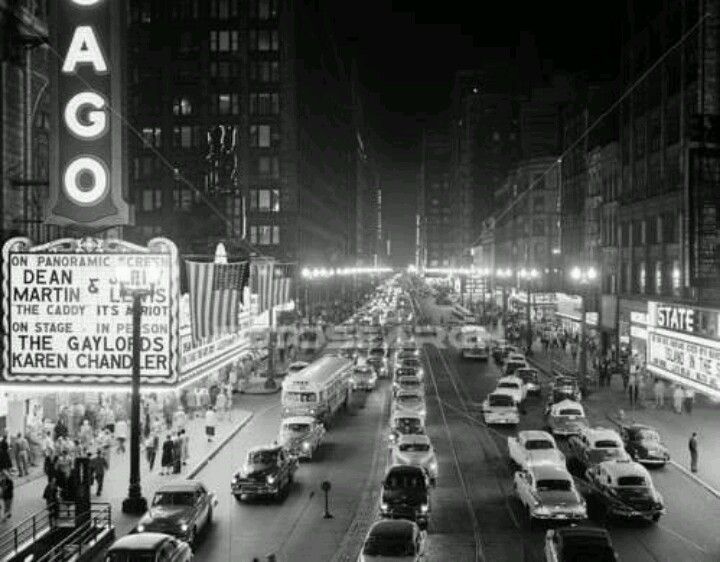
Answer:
[
  {"left": 187, "top": 411, "right": 254, "bottom": 480},
  {"left": 603, "top": 412, "right": 720, "bottom": 499}
]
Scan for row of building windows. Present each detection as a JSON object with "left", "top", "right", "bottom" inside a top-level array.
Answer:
[
  {"left": 248, "top": 189, "right": 280, "bottom": 212},
  {"left": 171, "top": 92, "right": 279, "bottom": 117},
  {"left": 617, "top": 214, "right": 677, "bottom": 247},
  {"left": 249, "top": 124, "right": 280, "bottom": 148},
  {"left": 249, "top": 225, "right": 280, "bottom": 245},
  {"left": 139, "top": 125, "right": 282, "bottom": 150},
  {"left": 134, "top": 0, "right": 278, "bottom": 23},
  {"left": 620, "top": 260, "right": 681, "bottom": 296}
]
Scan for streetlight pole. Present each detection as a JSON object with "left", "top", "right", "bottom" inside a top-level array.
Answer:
[
  {"left": 570, "top": 266, "right": 597, "bottom": 380},
  {"left": 121, "top": 288, "right": 151, "bottom": 515}
]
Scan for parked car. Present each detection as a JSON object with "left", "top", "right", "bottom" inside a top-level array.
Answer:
[
  {"left": 582, "top": 459, "right": 665, "bottom": 522},
  {"left": 106, "top": 533, "right": 193, "bottom": 562},
  {"left": 481, "top": 391, "right": 520, "bottom": 426},
  {"left": 619, "top": 423, "right": 670, "bottom": 467},
  {"left": 545, "top": 400, "right": 588, "bottom": 437},
  {"left": 231, "top": 444, "right": 298, "bottom": 501},
  {"left": 544, "top": 526, "right": 619, "bottom": 562},
  {"left": 390, "top": 433, "right": 438, "bottom": 486},
  {"left": 566, "top": 427, "right": 630, "bottom": 475},
  {"left": 508, "top": 430, "right": 565, "bottom": 470},
  {"left": 513, "top": 465, "right": 587, "bottom": 526},
  {"left": 380, "top": 464, "right": 431, "bottom": 529},
  {"left": 277, "top": 416, "right": 326, "bottom": 460},
  {"left": 135, "top": 482, "right": 217, "bottom": 548}
]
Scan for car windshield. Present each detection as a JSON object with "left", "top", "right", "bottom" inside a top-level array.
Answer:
[
  {"left": 399, "top": 443, "right": 430, "bottom": 453},
  {"left": 526, "top": 440, "right": 554, "bottom": 450},
  {"left": 249, "top": 451, "right": 279, "bottom": 465},
  {"left": 588, "top": 449, "right": 626, "bottom": 464},
  {"left": 536, "top": 479, "right": 572, "bottom": 492},
  {"left": 558, "top": 409, "right": 583, "bottom": 417},
  {"left": 354, "top": 368, "right": 372, "bottom": 376},
  {"left": 498, "top": 382, "right": 519, "bottom": 389},
  {"left": 362, "top": 537, "right": 416, "bottom": 557},
  {"left": 594, "top": 440, "right": 621, "bottom": 449},
  {"left": 283, "top": 423, "right": 310, "bottom": 433},
  {"left": 489, "top": 395, "right": 514, "bottom": 407},
  {"left": 399, "top": 378, "right": 420, "bottom": 386},
  {"left": 617, "top": 476, "right": 646, "bottom": 486},
  {"left": 152, "top": 491, "right": 195, "bottom": 507},
  {"left": 519, "top": 371, "right": 538, "bottom": 382},
  {"left": 370, "top": 348, "right": 385, "bottom": 355},
  {"left": 561, "top": 545, "right": 617, "bottom": 562},
  {"left": 396, "top": 419, "right": 422, "bottom": 432},
  {"left": 402, "top": 359, "right": 421, "bottom": 368},
  {"left": 285, "top": 391, "right": 317, "bottom": 403},
  {"left": 397, "top": 396, "right": 421, "bottom": 406},
  {"left": 637, "top": 429, "right": 661, "bottom": 442},
  {"left": 106, "top": 553, "right": 156, "bottom": 562},
  {"left": 385, "top": 473, "right": 427, "bottom": 490}
]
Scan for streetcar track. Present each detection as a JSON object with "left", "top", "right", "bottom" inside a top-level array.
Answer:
[{"left": 423, "top": 343, "right": 486, "bottom": 562}]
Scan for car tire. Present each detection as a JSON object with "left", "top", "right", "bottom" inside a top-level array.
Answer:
[{"left": 206, "top": 507, "right": 213, "bottom": 528}]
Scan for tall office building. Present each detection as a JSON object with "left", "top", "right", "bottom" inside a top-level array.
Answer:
[{"left": 126, "top": 0, "right": 357, "bottom": 264}]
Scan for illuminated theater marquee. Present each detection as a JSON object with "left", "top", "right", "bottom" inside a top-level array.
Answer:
[{"left": 48, "top": 0, "right": 130, "bottom": 228}]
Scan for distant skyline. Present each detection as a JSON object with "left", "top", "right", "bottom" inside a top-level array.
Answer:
[{"left": 326, "top": 0, "right": 625, "bottom": 266}]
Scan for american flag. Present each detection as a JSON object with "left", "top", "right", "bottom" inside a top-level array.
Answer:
[
  {"left": 252, "top": 261, "right": 293, "bottom": 313},
  {"left": 185, "top": 260, "right": 249, "bottom": 341}
]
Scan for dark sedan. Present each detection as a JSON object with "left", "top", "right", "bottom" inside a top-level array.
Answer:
[
  {"left": 620, "top": 423, "right": 670, "bottom": 467},
  {"left": 135, "top": 481, "right": 217, "bottom": 548}
]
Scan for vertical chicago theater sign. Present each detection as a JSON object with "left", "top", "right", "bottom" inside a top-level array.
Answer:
[{"left": 47, "top": 0, "right": 130, "bottom": 228}]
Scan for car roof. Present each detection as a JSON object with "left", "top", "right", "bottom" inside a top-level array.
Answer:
[
  {"left": 519, "top": 430, "right": 554, "bottom": 442},
  {"left": 367, "top": 519, "right": 417, "bottom": 540},
  {"left": 529, "top": 464, "right": 571, "bottom": 480},
  {"left": 282, "top": 416, "right": 316, "bottom": 425},
  {"left": 489, "top": 389, "right": 515, "bottom": 399},
  {"left": 108, "top": 533, "right": 172, "bottom": 551},
  {"left": 396, "top": 434, "right": 431, "bottom": 446},
  {"left": 551, "top": 399, "right": 584, "bottom": 411},
  {"left": 517, "top": 367, "right": 538, "bottom": 373},
  {"left": 625, "top": 423, "right": 656, "bottom": 432},
  {"left": 247, "top": 444, "right": 283, "bottom": 455},
  {"left": 386, "top": 463, "right": 426, "bottom": 476},
  {"left": 585, "top": 427, "right": 622, "bottom": 443},
  {"left": 154, "top": 481, "right": 203, "bottom": 493},
  {"left": 498, "top": 376, "right": 522, "bottom": 383},
  {"left": 395, "top": 390, "right": 423, "bottom": 398},
  {"left": 599, "top": 459, "right": 650, "bottom": 479}
]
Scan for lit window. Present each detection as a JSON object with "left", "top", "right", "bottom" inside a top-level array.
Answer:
[
  {"left": 249, "top": 226, "right": 258, "bottom": 244},
  {"left": 250, "top": 125, "right": 272, "bottom": 148},
  {"left": 272, "top": 226, "right": 280, "bottom": 244},
  {"left": 173, "top": 97, "right": 192, "bottom": 116},
  {"left": 258, "top": 189, "right": 271, "bottom": 210},
  {"left": 639, "top": 262, "right": 646, "bottom": 294},
  {"left": 141, "top": 127, "right": 161, "bottom": 148},
  {"left": 655, "top": 261, "right": 663, "bottom": 294}
]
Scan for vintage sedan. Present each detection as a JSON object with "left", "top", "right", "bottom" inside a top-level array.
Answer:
[
  {"left": 391, "top": 391, "right": 427, "bottom": 423},
  {"left": 513, "top": 465, "right": 587, "bottom": 526},
  {"left": 545, "top": 399, "right": 588, "bottom": 437},
  {"left": 496, "top": 375, "right": 527, "bottom": 404},
  {"left": 389, "top": 413, "right": 426, "bottom": 444},
  {"left": 517, "top": 367, "right": 541, "bottom": 396},
  {"left": 277, "top": 416, "right": 326, "bottom": 460},
  {"left": 390, "top": 434, "right": 438, "bottom": 485},
  {"left": 106, "top": 533, "right": 193, "bottom": 562},
  {"left": 583, "top": 459, "right": 665, "bottom": 522},
  {"left": 351, "top": 365, "right": 378, "bottom": 391},
  {"left": 481, "top": 391, "right": 520, "bottom": 426},
  {"left": 231, "top": 445, "right": 298, "bottom": 501},
  {"left": 358, "top": 519, "right": 427, "bottom": 562},
  {"left": 135, "top": 482, "right": 217, "bottom": 548},
  {"left": 508, "top": 430, "right": 565, "bottom": 470},
  {"left": 566, "top": 427, "right": 630, "bottom": 475},
  {"left": 620, "top": 423, "right": 670, "bottom": 467},
  {"left": 394, "top": 374, "right": 424, "bottom": 397},
  {"left": 548, "top": 376, "right": 582, "bottom": 403},
  {"left": 544, "top": 526, "right": 619, "bottom": 562}
]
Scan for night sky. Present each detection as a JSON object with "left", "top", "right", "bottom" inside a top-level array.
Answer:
[{"left": 326, "top": 0, "right": 626, "bottom": 266}]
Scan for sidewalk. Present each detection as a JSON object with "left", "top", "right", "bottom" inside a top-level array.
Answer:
[
  {"left": 1, "top": 399, "right": 256, "bottom": 539},
  {"left": 528, "top": 342, "right": 720, "bottom": 496}
]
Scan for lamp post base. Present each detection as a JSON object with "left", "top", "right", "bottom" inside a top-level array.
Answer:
[{"left": 122, "top": 490, "right": 148, "bottom": 515}]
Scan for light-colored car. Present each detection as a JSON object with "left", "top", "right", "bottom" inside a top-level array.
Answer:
[
  {"left": 394, "top": 374, "right": 424, "bottom": 397},
  {"left": 583, "top": 459, "right": 665, "bottom": 522},
  {"left": 496, "top": 376, "right": 527, "bottom": 404},
  {"left": 106, "top": 533, "right": 193, "bottom": 562},
  {"left": 351, "top": 365, "right": 378, "bottom": 391},
  {"left": 513, "top": 465, "right": 587, "bottom": 525},
  {"left": 545, "top": 399, "right": 588, "bottom": 437},
  {"left": 389, "top": 413, "right": 426, "bottom": 444},
  {"left": 566, "top": 427, "right": 630, "bottom": 474},
  {"left": 136, "top": 482, "right": 217, "bottom": 548},
  {"left": 358, "top": 519, "right": 427, "bottom": 562},
  {"left": 391, "top": 391, "right": 427, "bottom": 423},
  {"left": 481, "top": 391, "right": 519, "bottom": 425},
  {"left": 390, "top": 434, "right": 438, "bottom": 485},
  {"left": 277, "top": 415, "right": 326, "bottom": 460},
  {"left": 508, "top": 430, "right": 565, "bottom": 470}
]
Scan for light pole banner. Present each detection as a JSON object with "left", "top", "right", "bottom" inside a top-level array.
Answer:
[{"left": 2, "top": 237, "right": 179, "bottom": 386}]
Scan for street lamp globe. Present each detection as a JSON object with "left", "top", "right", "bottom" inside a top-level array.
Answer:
[
  {"left": 587, "top": 267, "right": 598, "bottom": 280},
  {"left": 530, "top": 268, "right": 539, "bottom": 278},
  {"left": 570, "top": 266, "right": 582, "bottom": 281}
]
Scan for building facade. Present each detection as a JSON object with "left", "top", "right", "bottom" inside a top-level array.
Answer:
[{"left": 126, "top": 0, "right": 357, "bottom": 265}]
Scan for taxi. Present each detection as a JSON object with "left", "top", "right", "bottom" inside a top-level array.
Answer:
[
  {"left": 277, "top": 416, "right": 326, "bottom": 460},
  {"left": 495, "top": 375, "right": 527, "bottom": 404},
  {"left": 481, "top": 390, "right": 519, "bottom": 425}
]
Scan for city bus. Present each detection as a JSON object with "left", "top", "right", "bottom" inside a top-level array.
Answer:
[{"left": 281, "top": 355, "right": 353, "bottom": 427}]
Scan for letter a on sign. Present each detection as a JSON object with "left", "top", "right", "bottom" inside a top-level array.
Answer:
[{"left": 61, "top": 26, "right": 108, "bottom": 74}]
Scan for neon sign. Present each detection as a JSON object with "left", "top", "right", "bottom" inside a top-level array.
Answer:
[{"left": 48, "top": 0, "right": 130, "bottom": 228}]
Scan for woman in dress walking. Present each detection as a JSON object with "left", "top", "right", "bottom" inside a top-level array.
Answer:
[{"left": 160, "top": 435, "right": 174, "bottom": 476}]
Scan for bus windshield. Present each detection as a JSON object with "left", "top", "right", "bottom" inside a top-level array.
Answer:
[{"left": 285, "top": 391, "right": 317, "bottom": 402}]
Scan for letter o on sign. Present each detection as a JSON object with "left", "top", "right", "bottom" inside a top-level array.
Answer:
[{"left": 63, "top": 156, "right": 109, "bottom": 206}]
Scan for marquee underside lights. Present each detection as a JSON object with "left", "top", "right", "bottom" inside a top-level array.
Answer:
[
  {"left": 301, "top": 267, "right": 394, "bottom": 279},
  {"left": 48, "top": 0, "right": 130, "bottom": 228}
]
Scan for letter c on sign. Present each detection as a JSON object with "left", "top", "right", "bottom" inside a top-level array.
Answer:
[
  {"left": 63, "top": 157, "right": 108, "bottom": 206},
  {"left": 64, "top": 92, "right": 107, "bottom": 139},
  {"left": 71, "top": 0, "right": 103, "bottom": 5}
]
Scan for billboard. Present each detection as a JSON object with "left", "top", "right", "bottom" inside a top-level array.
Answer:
[
  {"left": 2, "top": 237, "right": 179, "bottom": 386},
  {"left": 47, "top": 0, "right": 131, "bottom": 228},
  {"left": 647, "top": 301, "right": 720, "bottom": 397}
]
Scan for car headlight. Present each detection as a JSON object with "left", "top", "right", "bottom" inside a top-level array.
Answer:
[
  {"left": 302, "top": 441, "right": 310, "bottom": 450},
  {"left": 420, "top": 504, "right": 429, "bottom": 514},
  {"left": 533, "top": 506, "right": 550, "bottom": 515},
  {"left": 310, "top": 409, "right": 316, "bottom": 415},
  {"left": 137, "top": 524, "right": 145, "bottom": 532},
  {"left": 267, "top": 475, "right": 276, "bottom": 485},
  {"left": 381, "top": 502, "right": 389, "bottom": 511},
  {"left": 180, "top": 523, "right": 189, "bottom": 532},
  {"left": 429, "top": 461, "right": 438, "bottom": 472}
]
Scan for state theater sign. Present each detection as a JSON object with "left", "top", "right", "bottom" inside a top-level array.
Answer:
[
  {"left": 47, "top": 0, "right": 130, "bottom": 228},
  {"left": 1, "top": 237, "right": 179, "bottom": 388}
]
